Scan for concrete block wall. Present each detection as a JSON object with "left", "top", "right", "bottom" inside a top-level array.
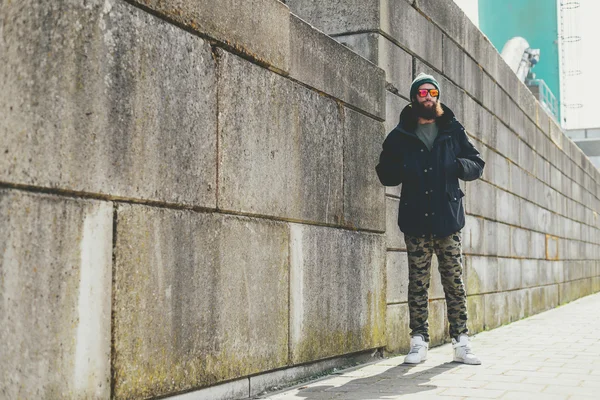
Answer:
[
  {"left": 288, "top": 0, "right": 600, "bottom": 353},
  {"left": 2, "top": 0, "right": 600, "bottom": 398},
  {"left": 1, "top": 0, "right": 386, "bottom": 399}
]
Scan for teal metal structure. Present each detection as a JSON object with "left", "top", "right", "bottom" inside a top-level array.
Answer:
[{"left": 478, "top": 0, "right": 560, "bottom": 116}]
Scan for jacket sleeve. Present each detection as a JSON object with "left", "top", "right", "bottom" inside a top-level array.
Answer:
[
  {"left": 376, "top": 131, "right": 404, "bottom": 186},
  {"left": 456, "top": 128, "right": 485, "bottom": 181}
]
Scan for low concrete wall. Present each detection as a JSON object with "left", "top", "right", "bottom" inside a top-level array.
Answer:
[
  {"left": 1, "top": 0, "right": 599, "bottom": 399},
  {"left": 289, "top": 0, "right": 600, "bottom": 353}
]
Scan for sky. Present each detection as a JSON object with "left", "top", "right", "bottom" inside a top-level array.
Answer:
[{"left": 453, "top": 0, "right": 600, "bottom": 130}]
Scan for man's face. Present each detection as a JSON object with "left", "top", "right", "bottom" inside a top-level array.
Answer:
[
  {"left": 416, "top": 83, "right": 438, "bottom": 107},
  {"left": 414, "top": 83, "right": 440, "bottom": 120}
]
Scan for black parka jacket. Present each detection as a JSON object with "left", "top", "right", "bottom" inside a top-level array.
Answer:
[{"left": 376, "top": 103, "right": 485, "bottom": 238}]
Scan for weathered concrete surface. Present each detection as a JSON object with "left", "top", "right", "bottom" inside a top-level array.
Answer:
[
  {"left": 217, "top": 50, "right": 344, "bottom": 225},
  {"left": 0, "top": 191, "right": 112, "bottom": 400},
  {"left": 112, "top": 205, "right": 289, "bottom": 399},
  {"left": 335, "top": 33, "right": 413, "bottom": 96},
  {"left": 129, "top": 0, "right": 290, "bottom": 73},
  {"left": 381, "top": 0, "right": 443, "bottom": 70},
  {"left": 343, "top": 108, "right": 385, "bottom": 231},
  {"left": 288, "top": 0, "right": 443, "bottom": 69},
  {"left": 0, "top": 0, "right": 217, "bottom": 207},
  {"left": 386, "top": 252, "right": 408, "bottom": 304},
  {"left": 290, "top": 16, "right": 385, "bottom": 119},
  {"left": 289, "top": 224, "right": 386, "bottom": 364},
  {"left": 287, "top": 0, "right": 379, "bottom": 36},
  {"left": 385, "top": 303, "right": 410, "bottom": 353},
  {"left": 442, "top": 36, "right": 483, "bottom": 102}
]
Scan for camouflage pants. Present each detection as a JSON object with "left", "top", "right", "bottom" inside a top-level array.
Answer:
[{"left": 404, "top": 232, "right": 468, "bottom": 342}]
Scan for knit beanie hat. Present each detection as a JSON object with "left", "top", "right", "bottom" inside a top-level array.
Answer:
[{"left": 410, "top": 72, "right": 440, "bottom": 100}]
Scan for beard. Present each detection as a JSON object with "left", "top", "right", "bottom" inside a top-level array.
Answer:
[{"left": 413, "top": 99, "right": 444, "bottom": 119}]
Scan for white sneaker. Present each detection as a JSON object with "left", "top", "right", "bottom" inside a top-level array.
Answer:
[
  {"left": 404, "top": 335, "right": 429, "bottom": 364},
  {"left": 452, "top": 334, "right": 481, "bottom": 365}
]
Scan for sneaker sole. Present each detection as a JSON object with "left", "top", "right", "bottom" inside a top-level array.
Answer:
[
  {"left": 404, "top": 356, "right": 427, "bottom": 364},
  {"left": 453, "top": 357, "right": 481, "bottom": 365}
]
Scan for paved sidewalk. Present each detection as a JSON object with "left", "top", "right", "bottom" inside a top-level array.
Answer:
[{"left": 259, "top": 292, "right": 600, "bottom": 400}]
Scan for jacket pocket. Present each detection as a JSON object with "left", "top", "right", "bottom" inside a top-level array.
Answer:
[{"left": 446, "top": 186, "right": 465, "bottom": 202}]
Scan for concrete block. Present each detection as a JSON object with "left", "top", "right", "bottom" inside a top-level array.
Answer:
[
  {"left": 0, "top": 0, "right": 218, "bottom": 207},
  {"left": 382, "top": 0, "right": 444, "bottom": 70},
  {"left": 481, "top": 219, "right": 510, "bottom": 257},
  {"left": 415, "top": 0, "right": 469, "bottom": 49},
  {"left": 511, "top": 227, "right": 531, "bottom": 258},
  {"left": 218, "top": 50, "right": 344, "bottom": 225},
  {"left": 529, "top": 285, "right": 558, "bottom": 315},
  {"left": 509, "top": 101, "right": 526, "bottom": 139},
  {"left": 564, "top": 261, "right": 583, "bottom": 282},
  {"left": 521, "top": 259, "right": 539, "bottom": 288},
  {"left": 442, "top": 36, "right": 483, "bottom": 102},
  {"left": 465, "top": 256, "right": 499, "bottom": 295},
  {"left": 507, "top": 289, "right": 528, "bottom": 322},
  {"left": 482, "top": 73, "right": 500, "bottom": 116},
  {"left": 521, "top": 118, "right": 539, "bottom": 151},
  {"left": 290, "top": 16, "right": 385, "bottom": 119},
  {"left": 484, "top": 148, "right": 510, "bottom": 191},
  {"left": 462, "top": 95, "right": 479, "bottom": 141},
  {"left": 531, "top": 232, "right": 547, "bottom": 259},
  {"left": 112, "top": 206, "right": 289, "bottom": 399},
  {"left": 429, "top": 300, "right": 449, "bottom": 346},
  {"left": 466, "top": 295, "right": 485, "bottom": 334},
  {"left": 386, "top": 198, "right": 406, "bottom": 250},
  {"left": 549, "top": 120, "right": 564, "bottom": 150},
  {"left": 510, "top": 163, "right": 529, "bottom": 200},
  {"left": 496, "top": 88, "right": 512, "bottom": 128},
  {"left": 344, "top": 108, "right": 386, "bottom": 231},
  {"left": 386, "top": 304, "right": 410, "bottom": 354},
  {"left": 463, "top": 215, "right": 485, "bottom": 255},
  {"left": 386, "top": 251, "right": 409, "bottom": 304},
  {"left": 497, "top": 222, "right": 512, "bottom": 258},
  {"left": 495, "top": 117, "right": 519, "bottom": 162},
  {"left": 287, "top": 0, "right": 379, "bottom": 36},
  {"left": 517, "top": 81, "right": 538, "bottom": 121},
  {"left": 497, "top": 258, "right": 522, "bottom": 291},
  {"left": 337, "top": 33, "right": 413, "bottom": 97},
  {"left": 518, "top": 140, "right": 536, "bottom": 175},
  {"left": 496, "top": 189, "right": 520, "bottom": 227},
  {"left": 289, "top": 224, "right": 386, "bottom": 364},
  {"left": 483, "top": 292, "right": 510, "bottom": 330},
  {"left": 131, "top": 0, "right": 290, "bottom": 72},
  {"left": 477, "top": 107, "right": 498, "bottom": 151},
  {"left": 0, "top": 190, "right": 112, "bottom": 400},
  {"left": 465, "top": 179, "right": 496, "bottom": 220},
  {"left": 472, "top": 30, "right": 500, "bottom": 80},
  {"left": 496, "top": 58, "right": 521, "bottom": 105},
  {"left": 536, "top": 101, "right": 551, "bottom": 133},
  {"left": 550, "top": 164, "right": 563, "bottom": 193}
]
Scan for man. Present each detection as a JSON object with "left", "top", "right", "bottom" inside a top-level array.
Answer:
[{"left": 376, "top": 73, "right": 485, "bottom": 365}]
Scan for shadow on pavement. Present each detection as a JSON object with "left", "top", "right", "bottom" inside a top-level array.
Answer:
[{"left": 287, "top": 361, "right": 459, "bottom": 399}]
